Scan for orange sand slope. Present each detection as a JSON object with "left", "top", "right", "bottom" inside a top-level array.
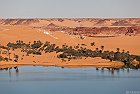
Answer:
[
  {"left": 0, "top": 25, "right": 140, "bottom": 55},
  {"left": 0, "top": 18, "right": 140, "bottom": 68}
]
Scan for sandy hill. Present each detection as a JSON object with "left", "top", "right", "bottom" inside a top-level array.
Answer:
[{"left": 0, "top": 18, "right": 140, "bottom": 55}]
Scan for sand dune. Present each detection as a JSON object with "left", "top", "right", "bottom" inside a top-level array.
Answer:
[{"left": 0, "top": 18, "right": 140, "bottom": 69}]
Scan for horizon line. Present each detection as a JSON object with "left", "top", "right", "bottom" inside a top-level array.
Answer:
[{"left": 0, "top": 17, "right": 140, "bottom": 19}]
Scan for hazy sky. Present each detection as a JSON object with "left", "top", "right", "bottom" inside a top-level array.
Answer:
[{"left": 0, "top": 0, "right": 140, "bottom": 18}]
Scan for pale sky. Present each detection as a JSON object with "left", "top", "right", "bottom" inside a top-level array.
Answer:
[{"left": 0, "top": 0, "right": 140, "bottom": 18}]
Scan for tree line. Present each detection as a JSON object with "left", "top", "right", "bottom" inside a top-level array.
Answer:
[{"left": 0, "top": 40, "right": 140, "bottom": 69}]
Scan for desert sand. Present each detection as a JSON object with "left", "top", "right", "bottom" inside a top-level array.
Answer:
[{"left": 0, "top": 18, "right": 140, "bottom": 69}]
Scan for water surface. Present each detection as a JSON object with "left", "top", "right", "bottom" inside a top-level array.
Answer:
[{"left": 0, "top": 66, "right": 140, "bottom": 94}]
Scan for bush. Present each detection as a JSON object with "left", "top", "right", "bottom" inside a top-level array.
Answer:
[
  {"left": 136, "top": 56, "right": 140, "bottom": 62},
  {"left": 91, "top": 42, "right": 95, "bottom": 46},
  {"left": 58, "top": 53, "right": 67, "bottom": 58}
]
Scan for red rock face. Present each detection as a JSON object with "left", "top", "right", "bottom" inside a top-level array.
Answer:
[
  {"left": 0, "top": 19, "right": 40, "bottom": 25},
  {"left": 0, "top": 18, "right": 140, "bottom": 36},
  {"left": 44, "top": 26, "right": 140, "bottom": 36}
]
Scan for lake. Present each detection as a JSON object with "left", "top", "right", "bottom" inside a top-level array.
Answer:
[{"left": 0, "top": 66, "right": 140, "bottom": 94}]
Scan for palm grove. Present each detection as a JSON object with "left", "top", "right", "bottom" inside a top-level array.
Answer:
[{"left": 0, "top": 40, "right": 140, "bottom": 69}]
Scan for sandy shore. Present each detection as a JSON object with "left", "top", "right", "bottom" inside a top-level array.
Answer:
[
  {"left": 0, "top": 56, "right": 124, "bottom": 69},
  {"left": 0, "top": 62, "right": 124, "bottom": 69}
]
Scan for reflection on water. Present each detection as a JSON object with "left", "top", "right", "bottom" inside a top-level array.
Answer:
[
  {"left": 1, "top": 66, "right": 140, "bottom": 81},
  {"left": 0, "top": 66, "right": 140, "bottom": 94}
]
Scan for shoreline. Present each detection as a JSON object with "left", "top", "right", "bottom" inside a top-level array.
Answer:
[{"left": 0, "top": 61, "right": 124, "bottom": 69}]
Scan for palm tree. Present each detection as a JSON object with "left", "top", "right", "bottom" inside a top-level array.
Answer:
[
  {"left": 75, "top": 44, "right": 80, "bottom": 49},
  {"left": 14, "top": 54, "right": 19, "bottom": 62},
  {"left": 95, "top": 48, "right": 99, "bottom": 51},
  {"left": 101, "top": 46, "right": 104, "bottom": 51},
  {"left": 20, "top": 40, "right": 23, "bottom": 44},
  {"left": 116, "top": 48, "right": 120, "bottom": 52},
  {"left": 122, "top": 49, "right": 125, "bottom": 53},
  {"left": 33, "top": 41, "right": 36, "bottom": 44},
  {"left": 91, "top": 42, "right": 95, "bottom": 46},
  {"left": 16, "top": 40, "right": 19, "bottom": 44}
]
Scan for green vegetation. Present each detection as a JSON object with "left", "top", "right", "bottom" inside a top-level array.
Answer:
[
  {"left": 0, "top": 40, "right": 140, "bottom": 69},
  {"left": 81, "top": 44, "right": 87, "bottom": 46},
  {"left": 91, "top": 42, "right": 95, "bottom": 46}
]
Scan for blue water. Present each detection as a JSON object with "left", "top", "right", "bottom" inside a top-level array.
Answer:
[{"left": 0, "top": 66, "right": 140, "bottom": 94}]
